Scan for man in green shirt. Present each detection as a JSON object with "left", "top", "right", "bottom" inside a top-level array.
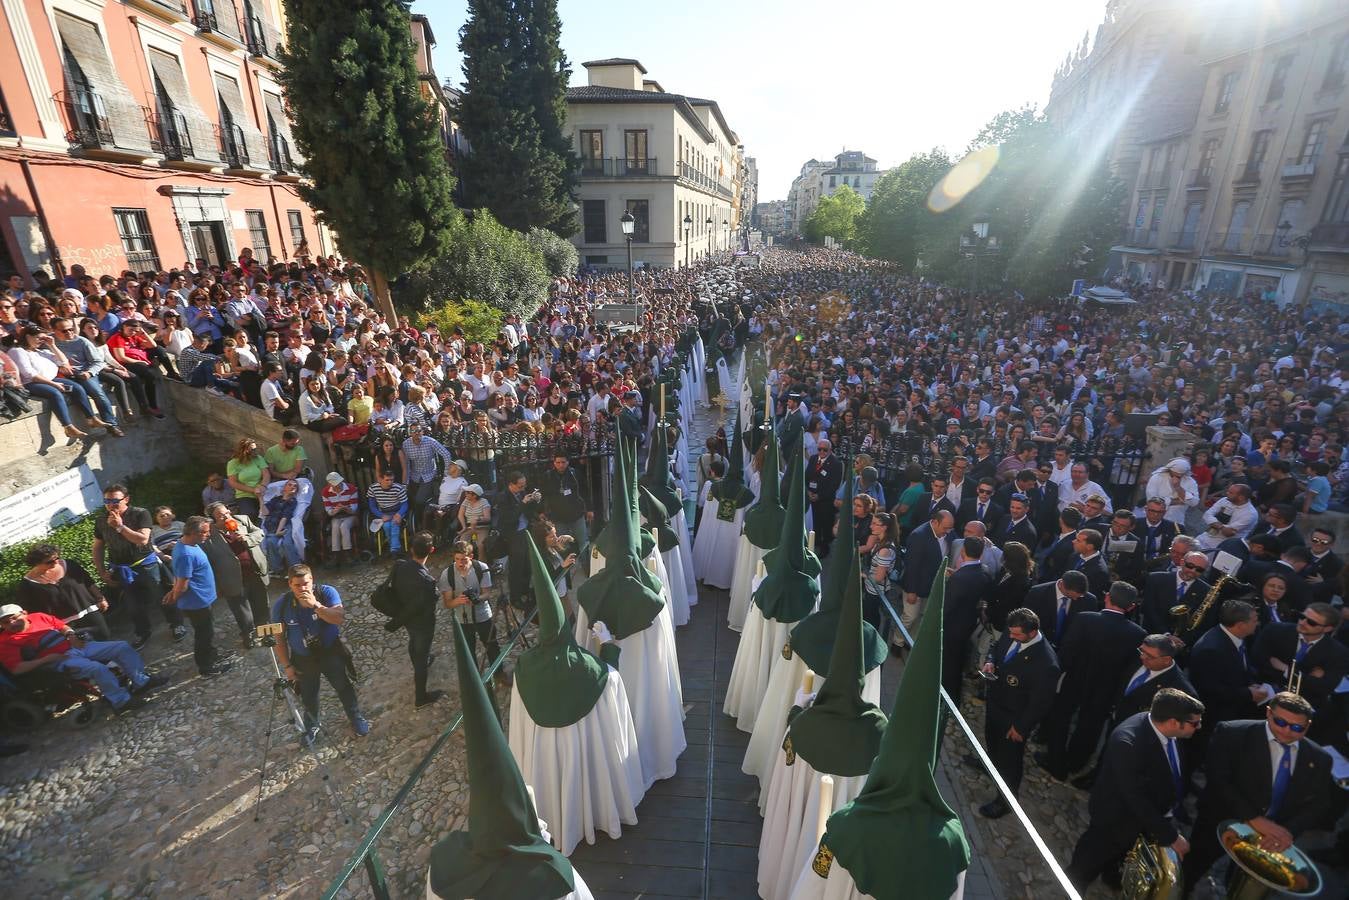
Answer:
[{"left": 262, "top": 428, "right": 314, "bottom": 562}]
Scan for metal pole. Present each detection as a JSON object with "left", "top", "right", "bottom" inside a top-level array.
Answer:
[
  {"left": 626, "top": 235, "right": 634, "bottom": 323},
  {"left": 685, "top": 228, "right": 690, "bottom": 268}
]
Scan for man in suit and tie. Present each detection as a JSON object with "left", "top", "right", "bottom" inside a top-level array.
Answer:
[
  {"left": 1147, "top": 534, "right": 1198, "bottom": 577},
  {"left": 1141, "top": 551, "right": 1213, "bottom": 636},
  {"left": 990, "top": 491, "right": 1037, "bottom": 550},
  {"left": 1109, "top": 634, "right": 1197, "bottom": 729},
  {"left": 1252, "top": 503, "right": 1305, "bottom": 553},
  {"left": 1068, "top": 528, "right": 1111, "bottom": 599},
  {"left": 1303, "top": 526, "right": 1343, "bottom": 604},
  {"left": 956, "top": 477, "right": 1006, "bottom": 533},
  {"left": 1066, "top": 689, "right": 1205, "bottom": 891},
  {"left": 1181, "top": 692, "right": 1345, "bottom": 894},
  {"left": 1187, "top": 600, "right": 1271, "bottom": 728},
  {"left": 1039, "top": 507, "right": 1083, "bottom": 583},
  {"left": 1133, "top": 496, "right": 1181, "bottom": 563},
  {"left": 1252, "top": 602, "right": 1349, "bottom": 747},
  {"left": 1234, "top": 533, "right": 1284, "bottom": 584},
  {"left": 806, "top": 438, "right": 844, "bottom": 558},
  {"left": 1039, "top": 582, "right": 1146, "bottom": 781},
  {"left": 900, "top": 509, "right": 954, "bottom": 637},
  {"left": 1264, "top": 545, "right": 1315, "bottom": 613},
  {"left": 1031, "top": 462, "right": 1062, "bottom": 545},
  {"left": 1104, "top": 510, "right": 1147, "bottom": 588},
  {"left": 1079, "top": 494, "right": 1112, "bottom": 534},
  {"left": 943, "top": 536, "right": 994, "bottom": 704},
  {"left": 906, "top": 473, "right": 958, "bottom": 526},
  {"left": 1022, "top": 570, "right": 1094, "bottom": 648},
  {"left": 978, "top": 607, "right": 1060, "bottom": 819}
]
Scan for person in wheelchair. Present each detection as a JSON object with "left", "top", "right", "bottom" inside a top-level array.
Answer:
[
  {"left": 367, "top": 469, "right": 411, "bottom": 557},
  {"left": 0, "top": 605, "right": 168, "bottom": 714},
  {"left": 428, "top": 459, "right": 469, "bottom": 541}
]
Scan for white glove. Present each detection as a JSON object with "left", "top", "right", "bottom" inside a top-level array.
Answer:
[
  {"left": 591, "top": 621, "right": 614, "bottom": 644},
  {"left": 793, "top": 689, "right": 818, "bottom": 710}
]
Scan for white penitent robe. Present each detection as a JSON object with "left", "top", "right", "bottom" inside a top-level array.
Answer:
[
  {"left": 716, "top": 356, "right": 737, "bottom": 403},
  {"left": 671, "top": 509, "right": 699, "bottom": 611},
  {"left": 726, "top": 535, "right": 767, "bottom": 632},
  {"left": 786, "top": 854, "right": 966, "bottom": 900},
  {"left": 660, "top": 542, "right": 692, "bottom": 627},
  {"left": 692, "top": 488, "right": 742, "bottom": 590},
  {"left": 723, "top": 600, "right": 798, "bottom": 732},
  {"left": 758, "top": 755, "right": 867, "bottom": 900}
]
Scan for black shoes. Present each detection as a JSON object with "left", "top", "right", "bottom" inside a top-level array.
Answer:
[
  {"left": 415, "top": 690, "right": 446, "bottom": 708},
  {"left": 134, "top": 672, "right": 170, "bottom": 694},
  {"left": 1071, "top": 771, "right": 1097, "bottom": 791},
  {"left": 979, "top": 798, "right": 1011, "bottom": 819},
  {"left": 113, "top": 695, "right": 150, "bottom": 716},
  {"left": 131, "top": 634, "right": 151, "bottom": 652},
  {"left": 1034, "top": 752, "right": 1068, "bottom": 784}
]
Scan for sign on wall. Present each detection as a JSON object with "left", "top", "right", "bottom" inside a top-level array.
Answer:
[{"left": 0, "top": 464, "right": 103, "bottom": 548}]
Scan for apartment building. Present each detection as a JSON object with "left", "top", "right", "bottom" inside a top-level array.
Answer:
[
  {"left": 786, "top": 151, "right": 886, "bottom": 237},
  {"left": 0, "top": 0, "right": 325, "bottom": 282},
  {"left": 565, "top": 58, "right": 745, "bottom": 269}
]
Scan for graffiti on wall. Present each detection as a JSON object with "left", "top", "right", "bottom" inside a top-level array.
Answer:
[{"left": 56, "top": 242, "right": 124, "bottom": 271}]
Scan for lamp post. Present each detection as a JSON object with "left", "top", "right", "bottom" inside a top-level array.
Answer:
[
  {"left": 705, "top": 215, "right": 713, "bottom": 256},
  {"left": 960, "top": 218, "right": 998, "bottom": 334},
  {"left": 683, "top": 213, "right": 692, "bottom": 268},
  {"left": 620, "top": 209, "right": 636, "bottom": 326},
  {"left": 722, "top": 218, "right": 728, "bottom": 253}
]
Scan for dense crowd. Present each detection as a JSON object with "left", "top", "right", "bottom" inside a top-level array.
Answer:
[{"left": 3, "top": 245, "right": 1349, "bottom": 896}]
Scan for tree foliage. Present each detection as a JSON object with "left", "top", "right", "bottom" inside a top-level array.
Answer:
[
  {"left": 455, "top": 0, "right": 578, "bottom": 235},
  {"left": 803, "top": 184, "right": 866, "bottom": 246},
  {"left": 397, "top": 211, "right": 551, "bottom": 319},
  {"left": 419, "top": 298, "right": 505, "bottom": 346},
  {"left": 278, "top": 0, "right": 459, "bottom": 315},
  {"left": 525, "top": 226, "right": 579, "bottom": 277},
  {"left": 856, "top": 150, "right": 954, "bottom": 268}
]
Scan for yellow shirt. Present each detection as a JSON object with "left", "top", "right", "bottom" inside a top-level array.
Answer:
[{"left": 348, "top": 395, "right": 374, "bottom": 425}]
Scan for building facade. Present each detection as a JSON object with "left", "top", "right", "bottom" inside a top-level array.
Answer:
[
  {"left": 786, "top": 151, "right": 886, "bottom": 237},
  {"left": 755, "top": 199, "right": 788, "bottom": 237},
  {"left": 0, "top": 0, "right": 326, "bottom": 282},
  {"left": 565, "top": 58, "right": 744, "bottom": 269}
]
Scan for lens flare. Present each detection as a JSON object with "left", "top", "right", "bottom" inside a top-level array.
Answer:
[{"left": 928, "top": 145, "right": 1000, "bottom": 213}]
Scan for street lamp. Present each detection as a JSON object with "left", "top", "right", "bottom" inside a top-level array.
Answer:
[
  {"left": 705, "top": 216, "right": 713, "bottom": 256},
  {"left": 683, "top": 213, "right": 692, "bottom": 268},
  {"left": 1274, "top": 219, "right": 1310, "bottom": 251},
  {"left": 620, "top": 209, "right": 636, "bottom": 325},
  {"left": 959, "top": 218, "right": 999, "bottom": 333}
]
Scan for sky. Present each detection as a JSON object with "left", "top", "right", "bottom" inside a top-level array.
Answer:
[{"left": 411, "top": 0, "right": 1109, "bottom": 202}]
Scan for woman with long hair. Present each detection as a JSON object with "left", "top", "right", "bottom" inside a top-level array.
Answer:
[
  {"left": 73, "top": 316, "right": 142, "bottom": 422},
  {"left": 4, "top": 325, "right": 114, "bottom": 440},
  {"left": 373, "top": 434, "right": 405, "bottom": 485},
  {"left": 988, "top": 541, "right": 1035, "bottom": 636},
  {"left": 226, "top": 437, "right": 270, "bottom": 518},
  {"left": 861, "top": 511, "right": 900, "bottom": 631}
]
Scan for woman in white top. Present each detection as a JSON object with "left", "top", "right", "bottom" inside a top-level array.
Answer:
[
  {"left": 457, "top": 484, "right": 493, "bottom": 553},
  {"left": 157, "top": 310, "right": 194, "bottom": 356},
  {"left": 300, "top": 375, "right": 346, "bottom": 454},
  {"left": 4, "top": 324, "right": 111, "bottom": 439}
]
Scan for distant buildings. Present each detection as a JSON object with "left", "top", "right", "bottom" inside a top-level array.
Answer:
[
  {"left": 755, "top": 200, "right": 789, "bottom": 236},
  {"left": 785, "top": 151, "right": 887, "bottom": 236}
]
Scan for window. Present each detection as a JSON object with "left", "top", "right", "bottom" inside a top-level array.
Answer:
[
  {"left": 1224, "top": 201, "right": 1250, "bottom": 250},
  {"left": 1135, "top": 197, "right": 1149, "bottom": 228},
  {"left": 245, "top": 210, "right": 271, "bottom": 264},
  {"left": 829, "top": 175, "right": 836, "bottom": 188},
  {"left": 1267, "top": 55, "right": 1294, "bottom": 102},
  {"left": 1179, "top": 201, "right": 1203, "bottom": 247},
  {"left": 1149, "top": 199, "right": 1166, "bottom": 237},
  {"left": 112, "top": 208, "right": 160, "bottom": 271},
  {"left": 579, "top": 130, "right": 603, "bottom": 173},
  {"left": 287, "top": 210, "right": 305, "bottom": 252},
  {"left": 1324, "top": 34, "right": 1349, "bottom": 90},
  {"left": 625, "top": 199, "right": 649, "bottom": 243},
  {"left": 1214, "top": 72, "right": 1237, "bottom": 113},
  {"left": 1198, "top": 138, "right": 1219, "bottom": 179},
  {"left": 1246, "top": 130, "right": 1272, "bottom": 171},
  {"left": 584, "top": 255, "right": 608, "bottom": 266},
  {"left": 623, "top": 129, "right": 648, "bottom": 170},
  {"left": 1324, "top": 154, "right": 1349, "bottom": 224},
  {"left": 582, "top": 199, "right": 606, "bottom": 244},
  {"left": 1299, "top": 120, "right": 1327, "bottom": 165}
]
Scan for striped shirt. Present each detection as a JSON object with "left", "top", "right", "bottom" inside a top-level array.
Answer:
[
  {"left": 322, "top": 483, "right": 359, "bottom": 517},
  {"left": 367, "top": 482, "right": 409, "bottom": 515}
]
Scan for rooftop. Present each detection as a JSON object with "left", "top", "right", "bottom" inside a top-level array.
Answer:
[
  {"left": 581, "top": 57, "right": 648, "bottom": 73},
  {"left": 568, "top": 85, "right": 739, "bottom": 144}
]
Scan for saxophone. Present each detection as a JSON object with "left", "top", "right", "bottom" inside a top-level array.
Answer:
[{"left": 1185, "top": 574, "right": 1230, "bottom": 634}]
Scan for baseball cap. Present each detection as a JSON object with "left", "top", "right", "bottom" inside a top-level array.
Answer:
[
  {"left": 464, "top": 483, "right": 485, "bottom": 497},
  {"left": 946, "top": 417, "right": 960, "bottom": 426},
  {"left": 0, "top": 604, "right": 24, "bottom": 620},
  {"left": 326, "top": 471, "right": 344, "bottom": 486}
]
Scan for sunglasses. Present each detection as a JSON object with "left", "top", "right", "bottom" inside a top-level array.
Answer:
[
  {"left": 976, "top": 488, "right": 994, "bottom": 495},
  {"left": 1270, "top": 715, "right": 1307, "bottom": 733},
  {"left": 1310, "top": 536, "right": 1332, "bottom": 544},
  {"left": 1183, "top": 562, "right": 1207, "bottom": 572},
  {"left": 42, "top": 557, "right": 62, "bottom": 567},
  {"left": 1297, "top": 614, "right": 1328, "bottom": 627},
  {"left": 103, "top": 497, "right": 126, "bottom": 506}
]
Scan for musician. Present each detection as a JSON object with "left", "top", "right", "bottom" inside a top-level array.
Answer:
[
  {"left": 1039, "top": 582, "right": 1146, "bottom": 782},
  {"left": 1147, "top": 534, "right": 1197, "bottom": 577},
  {"left": 1065, "top": 688, "right": 1205, "bottom": 891},
  {"left": 1142, "top": 551, "right": 1213, "bottom": 636},
  {"left": 1187, "top": 600, "right": 1270, "bottom": 727},
  {"left": 1103, "top": 510, "right": 1146, "bottom": 588},
  {"left": 1132, "top": 497, "right": 1181, "bottom": 563},
  {"left": 1039, "top": 507, "right": 1083, "bottom": 583},
  {"left": 989, "top": 490, "right": 1037, "bottom": 549},
  {"left": 1180, "top": 693, "right": 1345, "bottom": 895},
  {"left": 1110, "top": 634, "right": 1196, "bottom": 728},
  {"left": 978, "top": 607, "right": 1060, "bottom": 819},
  {"left": 1265, "top": 545, "right": 1314, "bottom": 614},
  {"left": 1079, "top": 494, "right": 1112, "bottom": 534},
  {"left": 1068, "top": 528, "right": 1110, "bottom": 599},
  {"left": 942, "top": 536, "right": 993, "bottom": 704},
  {"left": 1226, "top": 533, "right": 1283, "bottom": 583},
  {"left": 1252, "top": 503, "right": 1305, "bottom": 553},
  {"left": 1022, "top": 570, "right": 1095, "bottom": 648},
  {"left": 1304, "top": 527, "right": 1343, "bottom": 604},
  {"left": 1252, "top": 603, "right": 1349, "bottom": 744},
  {"left": 955, "top": 478, "right": 1006, "bottom": 532},
  {"left": 1253, "top": 572, "right": 1298, "bottom": 627}
]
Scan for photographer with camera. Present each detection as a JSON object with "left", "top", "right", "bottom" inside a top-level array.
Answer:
[
  {"left": 271, "top": 564, "right": 369, "bottom": 741},
  {"left": 438, "top": 540, "right": 500, "bottom": 676},
  {"left": 493, "top": 471, "right": 544, "bottom": 605},
  {"left": 384, "top": 530, "right": 446, "bottom": 709}
]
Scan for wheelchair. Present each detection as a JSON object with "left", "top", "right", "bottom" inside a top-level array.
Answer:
[
  {"left": 363, "top": 505, "right": 417, "bottom": 558},
  {"left": 0, "top": 652, "right": 130, "bottom": 730}
]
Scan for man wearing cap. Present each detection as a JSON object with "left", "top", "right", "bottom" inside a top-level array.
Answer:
[
  {"left": 400, "top": 422, "right": 455, "bottom": 522},
  {"left": 321, "top": 471, "right": 360, "bottom": 566},
  {"left": 0, "top": 605, "right": 168, "bottom": 713}
]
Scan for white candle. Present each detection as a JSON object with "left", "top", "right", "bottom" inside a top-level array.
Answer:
[
  {"left": 816, "top": 775, "right": 835, "bottom": 841},
  {"left": 807, "top": 530, "right": 816, "bottom": 551},
  {"left": 802, "top": 669, "right": 816, "bottom": 693}
]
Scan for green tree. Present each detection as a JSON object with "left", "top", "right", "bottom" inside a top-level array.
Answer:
[
  {"left": 856, "top": 150, "right": 953, "bottom": 268},
  {"left": 456, "top": 0, "right": 578, "bottom": 235},
  {"left": 279, "top": 0, "right": 459, "bottom": 322},
  {"left": 397, "top": 211, "right": 551, "bottom": 319},
  {"left": 804, "top": 184, "right": 866, "bottom": 246},
  {"left": 525, "top": 226, "right": 579, "bottom": 277}
]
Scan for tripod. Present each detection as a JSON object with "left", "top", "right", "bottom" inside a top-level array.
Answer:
[{"left": 250, "top": 624, "right": 353, "bottom": 825}]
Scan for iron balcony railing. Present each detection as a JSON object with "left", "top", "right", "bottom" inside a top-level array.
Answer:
[
  {"left": 192, "top": 9, "right": 219, "bottom": 32},
  {"left": 217, "top": 122, "right": 249, "bottom": 168},
  {"left": 146, "top": 108, "right": 194, "bottom": 160},
  {"left": 0, "top": 88, "right": 14, "bottom": 137},
  {"left": 678, "top": 160, "right": 734, "bottom": 197},
  {"left": 578, "top": 156, "right": 657, "bottom": 177},
  {"left": 1281, "top": 156, "right": 1317, "bottom": 179},
  {"left": 54, "top": 88, "right": 113, "bottom": 149},
  {"left": 268, "top": 131, "right": 295, "bottom": 173},
  {"left": 245, "top": 13, "right": 280, "bottom": 59},
  {"left": 1233, "top": 161, "right": 1262, "bottom": 184}
]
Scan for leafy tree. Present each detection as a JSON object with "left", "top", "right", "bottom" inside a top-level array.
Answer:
[
  {"left": 397, "top": 211, "right": 551, "bottom": 319},
  {"left": 803, "top": 184, "right": 866, "bottom": 246},
  {"left": 456, "top": 0, "right": 578, "bottom": 235},
  {"left": 279, "top": 0, "right": 459, "bottom": 322},
  {"left": 419, "top": 297, "right": 504, "bottom": 345},
  {"left": 856, "top": 150, "right": 953, "bottom": 268},
  {"left": 525, "top": 226, "right": 579, "bottom": 277}
]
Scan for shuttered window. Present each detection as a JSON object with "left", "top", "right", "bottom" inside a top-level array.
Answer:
[
  {"left": 146, "top": 50, "right": 215, "bottom": 163},
  {"left": 212, "top": 72, "right": 266, "bottom": 165},
  {"left": 262, "top": 91, "right": 303, "bottom": 167},
  {"left": 55, "top": 13, "right": 152, "bottom": 152},
  {"left": 245, "top": 210, "right": 272, "bottom": 264}
]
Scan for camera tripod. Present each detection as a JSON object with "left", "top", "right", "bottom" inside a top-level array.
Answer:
[{"left": 250, "top": 624, "right": 354, "bottom": 826}]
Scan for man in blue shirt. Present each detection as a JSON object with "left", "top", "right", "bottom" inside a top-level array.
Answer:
[
  {"left": 165, "top": 516, "right": 233, "bottom": 676},
  {"left": 271, "top": 564, "right": 368, "bottom": 741}
]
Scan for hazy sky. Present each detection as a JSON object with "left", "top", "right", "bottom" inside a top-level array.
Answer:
[{"left": 412, "top": 0, "right": 1109, "bottom": 201}]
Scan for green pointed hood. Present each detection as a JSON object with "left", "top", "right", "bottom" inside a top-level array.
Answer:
[
  {"left": 638, "top": 484, "right": 679, "bottom": 552},
  {"left": 577, "top": 435, "right": 664, "bottom": 639},
  {"left": 820, "top": 566, "right": 970, "bottom": 899},
  {"left": 786, "top": 548, "right": 888, "bottom": 776},
  {"left": 741, "top": 386, "right": 784, "bottom": 549},
  {"left": 710, "top": 405, "right": 755, "bottom": 509},
  {"left": 789, "top": 473, "right": 887, "bottom": 675},
  {"left": 639, "top": 388, "right": 683, "bottom": 518},
  {"left": 513, "top": 534, "right": 609, "bottom": 728},
  {"left": 427, "top": 618, "right": 575, "bottom": 900},
  {"left": 753, "top": 439, "right": 821, "bottom": 623}
]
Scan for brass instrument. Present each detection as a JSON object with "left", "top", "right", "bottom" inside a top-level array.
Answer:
[
  {"left": 1218, "top": 820, "right": 1321, "bottom": 898},
  {"left": 1121, "top": 834, "right": 1182, "bottom": 899},
  {"left": 1285, "top": 658, "right": 1303, "bottom": 697},
  {"left": 1186, "top": 574, "right": 1230, "bottom": 634}
]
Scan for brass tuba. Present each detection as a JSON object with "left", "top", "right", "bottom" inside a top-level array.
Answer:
[
  {"left": 1186, "top": 574, "right": 1231, "bottom": 634},
  {"left": 1218, "top": 820, "right": 1322, "bottom": 898},
  {"left": 1121, "top": 835, "right": 1183, "bottom": 899}
]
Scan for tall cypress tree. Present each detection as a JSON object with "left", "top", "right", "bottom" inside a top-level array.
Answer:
[
  {"left": 279, "top": 0, "right": 458, "bottom": 321},
  {"left": 456, "top": 0, "right": 578, "bottom": 236}
]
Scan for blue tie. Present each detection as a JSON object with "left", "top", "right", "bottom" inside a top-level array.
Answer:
[
  {"left": 1146, "top": 527, "right": 1158, "bottom": 556},
  {"left": 1177, "top": 580, "right": 1187, "bottom": 603},
  {"left": 978, "top": 503, "right": 986, "bottom": 521},
  {"left": 1166, "top": 738, "right": 1183, "bottom": 809},
  {"left": 1073, "top": 557, "right": 1084, "bottom": 571},
  {"left": 1057, "top": 596, "right": 1069, "bottom": 637},
  {"left": 1125, "top": 669, "right": 1149, "bottom": 695},
  {"left": 1266, "top": 744, "right": 1292, "bottom": 818},
  {"left": 1002, "top": 642, "right": 1021, "bottom": 665},
  {"left": 1295, "top": 640, "right": 1311, "bottom": 663},
  {"left": 1238, "top": 642, "right": 1248, "bottom": 671},
  {"left": 1268, "top": 604, "right": 1281, "bottom": 624}
]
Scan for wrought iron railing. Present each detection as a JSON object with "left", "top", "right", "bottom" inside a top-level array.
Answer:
[
  {"left": 217, "top": 121, "right": 249, "bottom": 168},
  {"left": 245, "top": 13, "right": 271, "bottom": 58},
  {"left": 268, "top": 131, "right": 295, "bottom": 173},
  {"left": 0, "top": 88, "right": 14, "bottom": 137},
  {"left": 54, "top": 88, "right": 113, "bottom": 149},
  {"left": 578, "top": 156, "right": 657, "bottom": 177},
  {"left": 146, "top": 108, "right": 194, "bottom": 160}
]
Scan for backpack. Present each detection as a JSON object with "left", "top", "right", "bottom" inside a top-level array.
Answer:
[{"left": 369, "top": 568, "right": 400, "bottom": 617}]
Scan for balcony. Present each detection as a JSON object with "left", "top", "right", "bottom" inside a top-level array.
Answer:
[
  {"left": 678, "top": 161, "right": 734, "bottom": 198},
  {"left": 268, "top": 131, "right": 297, "bottom": 174},
  {"left": 1281, "top": 156, "right": 1317, "bottom": 181},
  {"left": 579, "top": 156, "right": 658, "bottom": 177},
  {"left": 216, "top": 122, "right": 249, "bottom": 169},
  {"left": 0, "top": 89, "right": 14, "bottom": 138},
  {"left": 245, "top": 14, "right": 282, "bottom": 61},
  {"left": 145, "top": 108, "right": 194, "bottom": 161},
  {"left": 1119, "top": 226, "right": 1158, "bottom": 247},
  {"left": 1169, "top": 230, "right": 1198, "bottom": 250},
  {"left": 54, "top": 88, "right": 113, "bottom": 149},
  {"left": 194, "top": 3, "right": 242, "bottom": 45},
  {"left": 193, "top": 9, "right": 220, "bottom": 32},
  {"left": 1308, "top": 222, "right": 1349, "bottom": 253},
  {"left": 1208, "top": 231, "right": 1252, "bottom": 255},
  {"left": 1233, "top": 162, "right": 1262, "bottom": 185},
  {"left": 1187, "top": 168, "right": 1211, "bottom": 190},
  {"left": 125, "top": 0, "right": 188, "bottom": 20}
]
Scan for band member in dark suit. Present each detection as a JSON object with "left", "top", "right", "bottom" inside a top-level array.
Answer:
[
  {"left": 1022, "top": 571, "right": 1094, "bottom": 648},
  {"left": 1147, "top": 534, "right": 1197, "bottom": 577},
  {"left": 1233, "top": 533, "right": 1283, "bottom": 584},
  {"left": 1079, "top": 494, "right": 1112, "bottom": 534},
  {"left": 943, "top": 536, "right": 993, "bottom": 704},
  {"left": 1141, "top": 552, "right": 1213, "bottom": 636},
  {"left": 978, "top": 608, "right": 1060, "bottom": 819},
  {"left": 1187, "top": 600, "right": 1269, "bottom": 728},
  {"left": 1132, "top": 497, "right": 1181, "bottom": 562},
  {"left": 1039, "top": 507, "right": 1083, "bottom": 583},
  {"left": 1066, "top": 689, "right": 1205, "bottom": 891},
  {"left": 1251, "top": 502, "right": 1305, "bottom": 553},
  {"left": 990, "top": 491, "right": 1037, "bottom": 550},
  {"left": 1110, "top": 633, "right": 1196, "bottom": 728},
  {"left": 899, "top": 509, "right": 954, "bottom": 635},
  {"left": 1252, "top": 603, "right": 1349, "bottom": 746},
  {"left": 993, "top": 469, "right": 1037, "bottom": 517},
  {"left": 806, "top": 438, "right": 844, "bottom": 557},
  {"left": 1067, "top": 528, "right": 1111, "bottom": 599},
  {"left": 1303, "top": 527, "right": 1343, "bottom": 604},
  {"left": 1030, "top": 463, "right": 1061, "bottom": 545},
  {"left": 956, "top": 478, "right": 1006, "bottom": 533},
  {"left": 1181, "top": 693, "right": 1346, "bottom": 894},
  {"left": 1104, "top": 510, "right": 1147, "bottom": 588},
  {"left": 907, "top": 473, "right": 958, "bottom": 525},
  {"left": 1263, "top": 546, "right": 1314, "bottom": 614},
  {"left": 1040, "top": 582, "right": 1146, "bottom": 781}
]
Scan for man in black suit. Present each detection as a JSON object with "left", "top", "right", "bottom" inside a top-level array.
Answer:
[
  {"left": 990, "top": 490, "right": 1037, "bottom": 550},
  {"left": 1252, "top": 602, "right": 1349, "bottom": 746},
  {"left": 978, "top": 608, "right": 1060, "bottom": 818},
  {"left": 1133, "top": 497, "right": 1181, "bottom": 563},
  {"left": 1252, "top": 502, "right": 1305, "bottom": 553},
  {"left": 1039, "top": 582, "right": 1146, "bottom": 781},
  {"left": 1030, "top": 463, "right": 1062, "bottom": 545},
  {"left": 1187, "top": 600, "right": 1269, "bottom": 728},
  {"left": 1109, "top": 633, "right": 1197, "bottom": 728},
  {"left": 942, "top": 536, "right": 993, "bottom": 704},
  {"left": 1104, "top": 510, "right": 1147, "bottom": 588},
  {"left": 1181, "top": 693, "right": 1346, "bottom": 894},
  {"left": 1141, "top": 551, "right": 1213, "bottom": 636},
  {"left": 1039, "top": 507, "right": 1083, "bottom": 583},
  {"left": 1067, "top": 528, "right": 1111, "bottom": 599},
  {"left": 1147, "top": 534, "right": 1198, "bottom": 577},
  {"left": 1304, "top": 526, "right": 1343, "bottom": 604},
  {"left": 1079, "top": 494, "right": 1112, "bottom": 534},
  {"left": 1066, "top": 689, "right": 1205, "bottom": 891},
  {"left": 1263, "top": 545, "right": 1314, "bottom": 614},
  {"left": 956, "top": 478, "right": 1006, "bottom": 533},
  {"left": 806, "top": 438, "right": 844, "bottom": 557},
  {"left": 906, "top": 473, "right": 957, "bottom": 525},
  {"left": 1022, "top": 570, "right": 1094, "bottom": 647},
  {"left": 900, "top": 509, "right": 954, "bottom": 637}
]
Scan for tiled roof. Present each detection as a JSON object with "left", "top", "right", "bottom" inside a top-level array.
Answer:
[{"left": 581, "top": 58, "right": 648, "bottom": 73}]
